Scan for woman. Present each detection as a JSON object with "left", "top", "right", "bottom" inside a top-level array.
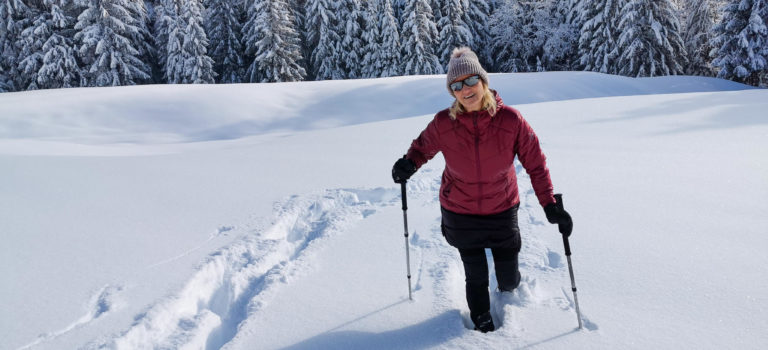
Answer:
[{"left": 391, "top": 47, "right": 573, "bottom": 333}]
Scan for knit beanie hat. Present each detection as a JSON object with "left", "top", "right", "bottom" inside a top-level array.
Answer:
[{"left": 446, "top": 47, "right": 489, "bottom": 94}]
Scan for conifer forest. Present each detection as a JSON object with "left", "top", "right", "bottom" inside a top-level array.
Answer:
[{"left": 1, "top": 0, "right": 766, "bottom": 93}]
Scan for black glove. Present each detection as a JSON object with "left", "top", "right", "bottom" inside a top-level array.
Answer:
[
  {"left": 392, "top": 156, "right": 417, "bottom": 183},
  {"left": 544, "top": 195, "right": 573, "bottom": 237}
]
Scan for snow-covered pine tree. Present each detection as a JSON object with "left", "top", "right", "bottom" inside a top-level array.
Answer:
[
  {"left": 0, "top": 63, "right": 9, "bottom": 91},
  {"left": 563, "top": 0, "right": 583, "bottom": 25},
  {"left": 526, "top": 0, "right": 574, "bottom": 71},
  {"left": 125, "top": 0, "right": 153, "bottom": 84},
  {"left": 430, "top": 0, "right": 444, "bottom": 57},
  {"left": 464, "top": 0, "right": 493, "bottom": 69},
  {"left": 144, "top": 1, "right": 161, "bottom": 81},
  {"left": 401, "top": 0, "right": 442, "bottom": 75},
  {"left": 361, "top": 0, "right": 381, "bottom": 78},
  {"left": 615, "top": 0, "right": 687, "bottom": 77},
  {"left": 37, "top": 0, "right": 82, "bottom": 89},
  {"left": 164, "top": 3, "right": 186, "bottom": 83},
  {"left": 289, "top": 0, "right": 311, "bottom": 78},
  {"left": 763, "top": 2, "right": 768, "bottom": 86},
  {"left": 671, "top": 0, "right": 687, "bottom": 24},
  {"left": 175, "top": 0, "right": 215, "bottom": 83},
  {"left": 74, "top": 0, "right": 151, "bottom": 87},
  {"left": 437, "top": 0, "right": 473, "bottom": 70},
  {"left": 204, "top": 0, "right": 245, "bottom": 83},
  {"left": 1, "top": 0, "right": 30, "bottom": 91},
  {"left": 153, "top": 0, "right": 180, "bottom": 83},
  {"left": 488, "top": 0, "right": 500, "bottom": 12},
  {"left": 489, "top": 0, "right": 557, "bottom": 72},
  {"left": 16, "top": 4, "right": 49, "bottom": 90},
  {"left": 577, "top": 0, "right": 624, "bottom": 73},
  {"left": 377, "top": 0, "right": 401, "bottom": 77},
  {"left": 304, "top": 0, "right": 343, "bottom": 80},
  {"left": 682, "top": 0, "right": 718, "bottom": 76},
  {"left": 489, "top": 0, "right": 525, "bottom": 72},
  {"left": 337, "top": 0, "right": 365, "bottom": 79},
  {"left": 543, "top": 0, "right": 581, "bottom": 70},
  {"left": 431, "top": 0, "right": 443, "bottom": 24},
  {"left": 393, "top": 0, "right": 406, "bottom": 25},
  {"left": 243, "top": 0, "right": 306, "bottom": 82},
  {"left": 711, "top": 0, "right": 768, "bottom": 86}
]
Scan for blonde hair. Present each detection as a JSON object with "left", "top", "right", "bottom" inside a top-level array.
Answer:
[{"left": 448, "top": 83, "right": 497, "bottom": 120}]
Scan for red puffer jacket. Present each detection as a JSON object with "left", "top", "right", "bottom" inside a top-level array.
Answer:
[{"left": 407, "top": 91, "right": 555, "bottom": 215}]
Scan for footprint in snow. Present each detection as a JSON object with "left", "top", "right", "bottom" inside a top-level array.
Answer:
[
  {"left": 214, "top": 226, "right": 234, "bottom": 237},
  {"left": 18, "top": 284, "right": 123, "bottom": 349},
  {"left": 546, "top": 249, "right": 563, "bottom": 269}
]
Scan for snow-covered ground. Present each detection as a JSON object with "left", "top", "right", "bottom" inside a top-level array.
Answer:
[{"left": 1, "top": 72, "right": 766, "bottom": 349}]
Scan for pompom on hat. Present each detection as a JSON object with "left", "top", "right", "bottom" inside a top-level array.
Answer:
[{"left": 446, "top": 47, "right": 489, "bottom": 94}]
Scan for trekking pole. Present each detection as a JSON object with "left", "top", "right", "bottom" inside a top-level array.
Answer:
[
  {"left": 400, "top": 181, "right": 413, "bottom": 301},
  {"left": 555, "top": 194, "right": 583, "bottom": 330}
]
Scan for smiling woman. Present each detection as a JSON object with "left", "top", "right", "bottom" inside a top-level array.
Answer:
[{"left": 391, "top": 46, "right": 573, "bottom": 334}]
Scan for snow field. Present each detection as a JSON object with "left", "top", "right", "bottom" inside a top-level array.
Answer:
[{"left": 2, "top": 72, "right": 766, "bottom": 349}]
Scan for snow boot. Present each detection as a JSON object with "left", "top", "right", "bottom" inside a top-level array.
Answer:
[{"left": 472, "top": 311, "right": 495, "bottom": 333}]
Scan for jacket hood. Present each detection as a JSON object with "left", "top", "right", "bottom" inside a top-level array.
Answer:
[{"left": 491, "top": 89, "right": 504, "bottom": 113}]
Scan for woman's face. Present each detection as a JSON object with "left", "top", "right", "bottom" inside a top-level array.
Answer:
[{"left": 451, "top": 74, "right": 484, "bottom": 113}]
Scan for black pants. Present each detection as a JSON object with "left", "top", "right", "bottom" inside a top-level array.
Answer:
[
  {"left": 441, "top": 205, "right": 522, "bottom": 320},
  {"left": 459, "top": 247, "right": 521, "bottom": 320}
]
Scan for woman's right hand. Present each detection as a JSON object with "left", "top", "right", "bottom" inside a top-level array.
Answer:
[{"left": 392, "top": 156, "right": 417, "bottom": 183}]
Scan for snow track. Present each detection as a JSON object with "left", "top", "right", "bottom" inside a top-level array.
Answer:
[
  {"left": 87, "top": 166, "right": 594, "bottom": 349},
  {"left": 90, "top": 188, "right": 398, "bottom": 350}
]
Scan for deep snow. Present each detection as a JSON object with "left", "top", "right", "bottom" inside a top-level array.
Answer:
[{"left": 1, "top": 72, "right": 766, "bottom": 349}]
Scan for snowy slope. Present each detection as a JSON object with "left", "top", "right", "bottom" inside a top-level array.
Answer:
[
  {"left": 1, "top": 72, "right": 766, "bottom": 350},
  {"left": 0, "top": 72, "right": 750, "bottom": 149}
]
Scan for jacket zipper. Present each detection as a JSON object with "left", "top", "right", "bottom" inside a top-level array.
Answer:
[{"left": 473, "top": 112, "right": 483, "bottom": 211}]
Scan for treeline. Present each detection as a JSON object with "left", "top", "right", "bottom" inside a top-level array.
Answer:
[{"left": 1, "top": 0, "right": 766, "bottom": 93}]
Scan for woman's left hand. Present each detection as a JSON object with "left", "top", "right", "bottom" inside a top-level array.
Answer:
[{"left": 544, "top": 203, "right": 573, "bottom": 237}]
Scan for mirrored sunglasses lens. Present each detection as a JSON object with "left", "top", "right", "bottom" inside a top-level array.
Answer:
[
  {"left": 450, "top": 82, "right": 463, "bottom": 91},
  {"left": 465, "top": 76, "right": 480, "bottom": 86}
]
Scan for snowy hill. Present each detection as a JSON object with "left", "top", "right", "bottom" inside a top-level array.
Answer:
[{"left": 1, "top": 72, "right": 766, "bottom": 349}]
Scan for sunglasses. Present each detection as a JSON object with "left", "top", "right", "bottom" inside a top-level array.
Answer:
[{"left": 450, "top": 75, "right": 481, "bottom": 92}]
